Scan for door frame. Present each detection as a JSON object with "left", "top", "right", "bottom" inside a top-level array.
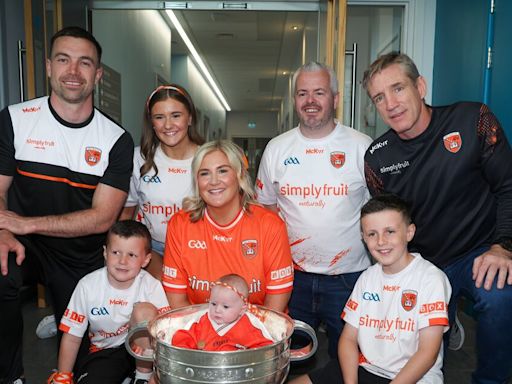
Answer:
[
  {"left": 348, "top": 0, "right": 436, "bottom": 104},
  {"left": 23, "top": 0, "right": 63, "bottom": 100}
]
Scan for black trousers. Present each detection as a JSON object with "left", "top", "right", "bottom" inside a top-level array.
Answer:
[
  {"left": 0, "top": 236, "right": 103, "bottom": 382},
  {"left": 75, "top": 346, "right": 134, "bottom": 383}
]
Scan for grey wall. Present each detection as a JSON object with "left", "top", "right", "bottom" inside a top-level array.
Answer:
[
  {"left": 171, "top": 55, "right": 226, "bottom": 141},
  {"left": 92, "top": 10, "right": 172, "bottom": 144},
  {"left": 93, "top": 9, "right": 227, "bottom": 144}
]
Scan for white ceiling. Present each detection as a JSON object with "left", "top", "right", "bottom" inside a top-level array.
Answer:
[{"left": 168, "top": 9, "right": 319, "bottom": 112}]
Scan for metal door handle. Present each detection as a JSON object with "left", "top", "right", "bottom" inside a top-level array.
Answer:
[
  {"left": 17, "top": 40, "right": 26, "bottom": 102},
  {"left": 345, "top": 43, "right": 357, "bottom": 128}
]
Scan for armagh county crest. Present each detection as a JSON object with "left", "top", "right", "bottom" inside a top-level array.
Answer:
[
  {"left": 443, "top": 132, "right": 462, "bottom": 153},
  {"left": 85, "top": 147, "right": 102, "bottom": 166},
  {"left": 330, "top": 151, "right": 345, "bottom": 169},
  {"left": 401, "top": 290, "right": 418, "bottom": 311},
  {"left": 241, "top": 239, "right": 258, "bottom": 259}
]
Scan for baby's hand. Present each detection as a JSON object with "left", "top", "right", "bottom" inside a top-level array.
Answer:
[{"left": 47, "top": 371, "right": 74, "bottom": 384}]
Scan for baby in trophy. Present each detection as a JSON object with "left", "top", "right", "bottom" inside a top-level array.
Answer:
[{"left": 171, "top": 274, "right": 274, "bottom": 351}]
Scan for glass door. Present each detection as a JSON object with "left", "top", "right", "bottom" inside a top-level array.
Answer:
[
  {"left": 22, "top": 0, "right": 61, "bottom": 101},
  {"left": 232, "top": 137, "right": 272, "bottom": 181},
  {"left": 344, "top": 5, "right": 404, "bottom": 138}
]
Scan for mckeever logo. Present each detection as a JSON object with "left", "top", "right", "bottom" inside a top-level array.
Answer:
[
  {"left": 305, "top": 148, "right": 324, "bottom": 155},
  {"left": 284, "top": 157, "right": 300, "bottom": 166},
  {"left": 380, "top": 161, "right": 410, "bottom": 174},
  {"left": 168, "top": 167, "right": 187, "bottom": 174},
  {"left": 22, "top": 106, "right": 41, "bottom": 113},
  {"left": 369, "top": 140, "right": 388, "bottom": 154},
  {"left": 213, "top": 235, "right": 233, "bottom": 243}
]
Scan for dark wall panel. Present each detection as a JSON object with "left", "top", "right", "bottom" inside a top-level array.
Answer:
[{"left": 432, "top": 0, "right": 487, "bottom": 105}]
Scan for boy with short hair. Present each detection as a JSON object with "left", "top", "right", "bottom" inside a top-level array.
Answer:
[
  {"left": 290, "top": 194, "right": 451, "bottom": 384},
  {"left": 47, "top": 220, "right": 170, "bottom": 384},
  {"left": 172, "top": 273, "right": 274, "bottom": 351}
]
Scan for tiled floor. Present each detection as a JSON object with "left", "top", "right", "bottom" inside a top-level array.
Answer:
[
  {"left": 22, "top": 294, "right": 57, "bottom": 382},
  {"left": 20, "top": 293, "right": 502, "bottom": 383}
]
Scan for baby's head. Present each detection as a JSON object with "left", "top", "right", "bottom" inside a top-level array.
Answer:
[{"left": 209, "top": 274, "right": 249, "bottom": 325}]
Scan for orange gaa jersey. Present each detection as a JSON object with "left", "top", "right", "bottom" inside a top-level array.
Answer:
[{"left": 162, "top": 204, "right": 293, "bottom": 305}]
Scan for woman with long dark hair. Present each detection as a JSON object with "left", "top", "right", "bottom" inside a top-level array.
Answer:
[{"left": 121, "top": 84, "right": 204, "bottom": 279}]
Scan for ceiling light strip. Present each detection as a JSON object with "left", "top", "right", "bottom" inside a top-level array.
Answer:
[{"left": 166, "top": 10, "right": 231, "bottom": 111}]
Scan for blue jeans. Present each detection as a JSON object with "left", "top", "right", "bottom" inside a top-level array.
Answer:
[
  {"left": 443, "top": 247, "right": 512, "bottom": 384},
  {"left": 288, "top": 270, "right": 362, "bottom": 358},
  {"left": 151, "top": 239, "right": 164, "bottom": 255}
]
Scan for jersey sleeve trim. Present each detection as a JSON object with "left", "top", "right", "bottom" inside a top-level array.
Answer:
[
  {"left": 162, "top": 281, "right": 188, "bottom": 291},
  {"left": 266, "top": 281, "right": 293, "bottom": 292},
  {"left": 428, "top": 317, "right": 449, "bottom": 327},
  {"left": 100, "top": 131, "right": 134, "bottom": 192}
]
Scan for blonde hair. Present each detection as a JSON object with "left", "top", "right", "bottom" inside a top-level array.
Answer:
[{"left": 183, "top": 140, "right": 258, "bottom": 222}]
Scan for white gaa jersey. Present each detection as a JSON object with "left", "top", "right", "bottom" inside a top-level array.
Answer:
[
  {"left": 60, "top": 267, "right": 170, "bottom": 351},
  {"left": 126, "top": 146, "right": 194, "bottom": 243},
  {"left": 256, "top": 123, "right": 372, "bottom": 274},
  {"left": 342, "top": 254, "right": 451, "bottom": 383}
]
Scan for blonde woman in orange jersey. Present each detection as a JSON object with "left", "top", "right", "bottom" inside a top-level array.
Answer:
[{"left": 162, "top": 140, "right": 294, "bottom": 312}]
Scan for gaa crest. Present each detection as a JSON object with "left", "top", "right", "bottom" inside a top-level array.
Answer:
[
  {"left": 330, "top": 151, "right": 345, "bottom": 169},
  {"left": 443, "top": 132, "right": 462, "bottom": 153},
  {"left": 401, "top": 290, "right": 417, "bottom": 311},
  {"left": 241, "top": 239, "right": 258, "bottom": 259},
  {"left": 85, "top": 147, "right": 102, "bottom": 166}
]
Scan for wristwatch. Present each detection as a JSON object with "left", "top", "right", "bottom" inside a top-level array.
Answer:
[{"left": 496, "top": 237, "right": 512, "bottom": 252}]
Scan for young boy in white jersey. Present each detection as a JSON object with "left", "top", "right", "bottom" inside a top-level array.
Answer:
[
  {"left": 290, "top": 194, "right": 452, "bottom": 384},
  {"left": 47, "top": 220, "right": 170, "bottom": 384}
]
